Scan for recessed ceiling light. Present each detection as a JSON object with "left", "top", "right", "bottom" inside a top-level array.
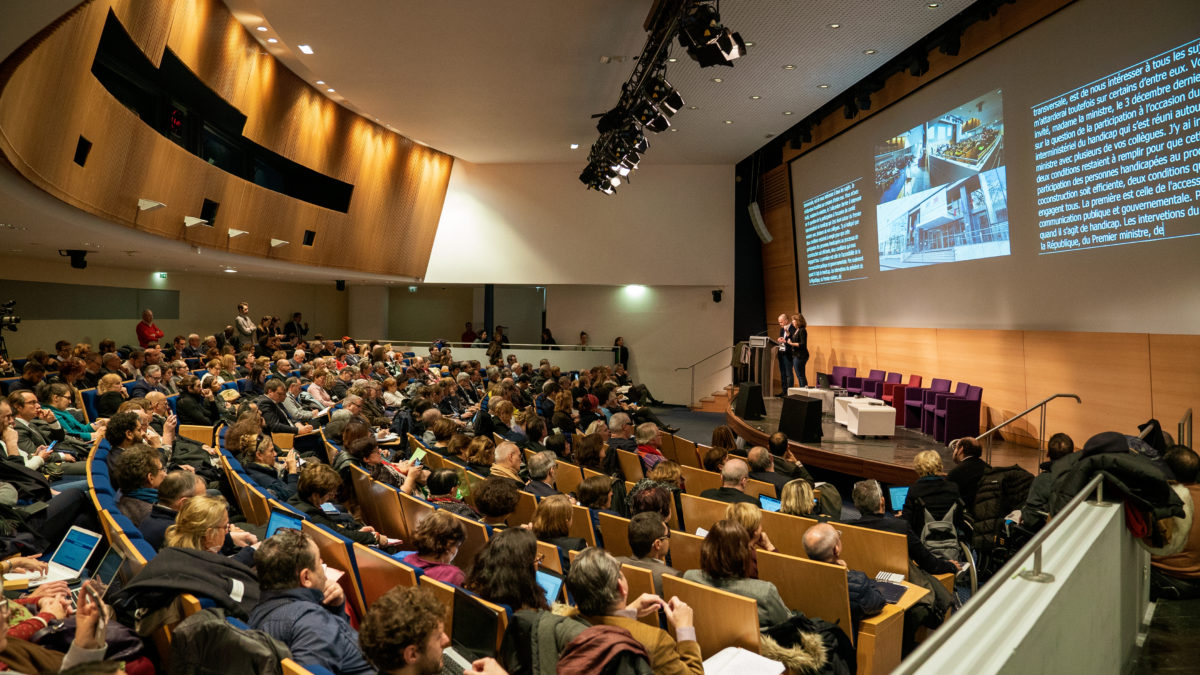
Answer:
[
  {"left": 669, "top": 128, "right": 678, "bottom": 132},
  {"left": 818, "top": 84, "right": 830, "bottom": 89},
  {"left": 750, "top": 95, "right": 761, "bottom": 100},
  {"left": 723, "top": 120, "right": 733, "bottom": 124},
  {"left": 298, "top": 44, "right": 314, "bottom": 54},
  {"left": 569, "top": 143, "right": 579, "bottom": 149},
  {"left": 928, "top": 2, "right": 940, "bottom": 7},
  {"left": 745, "top": 41, "right": 755, "bottom": 47},
  {"left": 782, "top": 65, "right": 796, "bottom": 70},
  {"left": 256, "top": 26, "right": 267, "bottom": 32},
  {"left": 829, "top": 23, "right": 841, "bottom": 29},
  {"left": 783, "top": 111, "right": 794, "bottom": 115},
  {"left": 688, "top": 105, "right": 698, "bottom": 110},
  {"left": 267, "top": 38, "right": 277, "bottom": 43},
  {"left": 315, "top": 80, "right": 325, "bottom": 85},
  {"left": 711, "top": 78, "right": 723, "bottom": 83},
  {"left": 668, "top": 58, "right": 677, "bottom": 63},
  {"left": 863, "top": 49, "right": 878, "bottom": 55}
]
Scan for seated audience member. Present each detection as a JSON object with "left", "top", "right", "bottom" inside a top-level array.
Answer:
[
  {"left": 340, "top": 437, "right": 422, "bottom": 495},
  {"left": 767, "top": 432, "right": 815, "bottom": 484},
  {"left": 902, "top": 450, "right": 968, "bottom": 537},
  {"left": 573, "top": 433, "right": 608, "bottom": 475},
  {"left": 141, "top": 470, "right": 206, "bottom": 549},
  {"left": 780, "top": 478, "right": 829, "bottom": 521},
  {"left": 465, "top": 436, "right": 496, "bottom": 476},
  {"left": 129, "top": 365, "right": 167, "bottom": 399},
  {"left": 102, "top": 411, "right": 143, "bottom": 472},
  {"left": 473, "top": 477, "right": 520, "bottom": 530},
  {"left": 1021, "top": 432, "right": 1076, "bottom": 530},
  {"left": 250, "top": 529, "right": 371, "bottom": 675},
  {"left": 112, "top": 443, "right": 165, "bottom": 526},
  {"left": 488, "top": 441, "right": 525, "bottom": 489},
  {"left": 95, "top": 373, "right": 127, "bottom": 418},
  {"left": 616, "top": 512, "right": 679, "bottom": 596},
  {"left": 165, "top": 495, "right": 256, "bottom": 566},
  {"left": 711, "top": 425, "right": 738, "bottom": 453},
  {"left": 42, "top": 383, "right": 102, "bottom": 442},
  {"left": 255, "top": 379, "right": 314, "bottom": 435},
  {"left": 427, "top": 418, "right": 456, "bottom": 452},
  {"left": 238, "top": 433, "right": 299, "bottom": 500},
  {"left": 846, "top": 479, "right": 959, "bottom": 579},
  {"left": 525, "top": 450, "right": 562, "bottom": 499},
  {"left": 947, "top": 437, "right": 991, "bottom": 511},
  {"left": 747, "top": 446, "right": 791, "bottom": 497},
  {"left": 425, "top": 469, "right": 480, "bottom": 520},
  {"left": 567, "top": 547, "right": 701, "bottom": 674},
  {"left": 441, "top": 433, "right": 472, "bottom": 467},
  {"left": 0, "top": 579, "right": 109, "bottom": 671},
  {"left": 725, "top": 502, "right": 777, "bottom": 578},
  {"left": 701, "top": 446, "right": 729, "bottom": 474},
  {"left": 282, "top": 377, "right": 320, "bottom": 424},
  {"left": 401, "top": 511, "right": 468, "bottom": 586},
  {"left": 533, "top": 495, "right": 587, "bottom": 569},
  {"left": 287, "top": 464, "right": 387, "bottom": 546},
  {"left": 577, "top": 475, "right": 619, "bottom": 545},
  {"left": 7, "top": 362, "right": 45, "bottom": 394},
  {"left": 544, "top": 433, "right": 570, "bottom": 460},
  {"left": 634, "top": 423, "right": 666, "bottom": 472},
  {"left": 699, "top": 458, "right": 759, "bottom": 506},
  {"left": 1151, "top": 445, "right": 1200, "bottom": 599},
  {"left": 803, "top": 523, "right": 885, "bottom": 630},
  {"left": 359, "top": 585, "right": 505, "bottom": 675},
  {"left": 523, "top": 416, "right": 548, "bottom": 454},
  {"left": 682, "top": 519, "right": 792, "bottom": 628},
  {"left": 8, "top": 390, "right": 87, "bottom": 477},
  {"left": 626, "top": 480, "right": 674, "bottom": 521},
  {"left": 607, "top": 413, "right": 637, "bottom": 452}
]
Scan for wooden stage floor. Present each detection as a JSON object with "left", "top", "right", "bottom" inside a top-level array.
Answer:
[{"left": 725, "top": 395, "right": 1044, "bottom": 485}]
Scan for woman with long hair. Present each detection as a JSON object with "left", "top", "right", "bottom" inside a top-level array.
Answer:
[
  {"left": 682, "top": 519, "right": 792, "bottom": 627},
  {"left": 789, "top": 314, "right": 809, "bottom": 387}
]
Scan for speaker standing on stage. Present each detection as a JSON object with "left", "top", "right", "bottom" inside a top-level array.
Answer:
[
  {"left": 790, "top": 314, "right": 809, "bottom": 387},
  {"left": 776, "top": 314, "right": 794, "bottom": 394}
]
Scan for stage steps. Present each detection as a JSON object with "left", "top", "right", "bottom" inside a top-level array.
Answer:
[{"left": 691, "top": 384, "right": 734, "bottom": 412}]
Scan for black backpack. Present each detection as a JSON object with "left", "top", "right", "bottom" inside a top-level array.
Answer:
[{"left": 169, "top": 608, "right": 291, "bottom": 675}]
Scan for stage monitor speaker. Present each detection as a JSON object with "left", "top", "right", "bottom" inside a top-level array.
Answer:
[
  {"left": 732, "top": 383, "right": 765, "bottom": 420},
  {"left": 778, "top": 395, "right": 822, "bottom": 444}
]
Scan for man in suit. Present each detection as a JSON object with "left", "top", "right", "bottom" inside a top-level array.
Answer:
[
  {"left": 255, "top": 379, "right": 314, "bottom": 435},
  {"left": 129, "top": 364, "right": 168, "bottom": 399},
  {"left": 524, "top": 450, "right": 561, "bottom": 499},
  {"left": 616, "top": 512, "right": 679, "bottom": 596},
  {"left": 699, "top": 458, "right": 760, "bottom": 506},
  {"left": 6, "top": 391, "right": 82, "bottom": 472},
  {"left": 747, "top": 446, "right": 791, "bottom": 497},
  {"left": 947, "top": 437, "right": 991, "bottom": 511},
  {"left": 567, "top": 547, "right": 702, "bottom": 674}
]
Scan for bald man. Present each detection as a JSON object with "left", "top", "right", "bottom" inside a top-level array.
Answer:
[{"left": 803, "top": 523, "right": 885, "bottom": 630}]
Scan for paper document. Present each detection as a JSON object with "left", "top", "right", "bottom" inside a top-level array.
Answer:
[{"left": 703, "top": 646, "right": 785, "bottom": 675}]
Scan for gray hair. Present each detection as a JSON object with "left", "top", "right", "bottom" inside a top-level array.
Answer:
[
  {"left": 802, "top": 523, "right": 840, "bottom": 563},
  {"left": 494, "top": 441, "right": 519, "bottom": 464},
  {"left": 456, "top": 372, "right": 471, "bottom": 383},
  {"left": 608, "top": 413, "right": 631, "bottom": 433},
  {"left": 852, "top": 479, "right": 883, "bottom": 515},
  {"left": 721, "top": 458, "right": 749, "bottom": 486},
  {"left": 528, "top": 450, "right": 557, "bottom": 481},
  {"left": 330, "top": 409, "right": 352, "bottom": 423},
  {"left": 566, "top": 548, "right": 623, "bottom": 615},
  {"left": 746, "top": 446, "right": 772, "bottom": 473},
  {"left": 341, "top": 394, "right": 363, "bottom": 408},
  {"left": 635, "top": 422, "right": 658, "bottom": 445},
  {"left": 143, "top": 364, "right": 162, "bottom": 378}
]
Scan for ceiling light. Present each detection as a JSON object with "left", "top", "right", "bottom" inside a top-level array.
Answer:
[
  {"left": 928, "top": 3, "right": 940, "bottom": 7},
  {"left": 745, "top": 42, "right": 755, "bottom": 47},
  {"left": 818, "top": 84, "right": 830, "bottom": 89},
  {"left": 783, "top": 111, "right": 793, "bottom": 115},
  {"left": 723, "top": 120, "right": 733, "bottom": 124},
  {"left": 646, "top": 77, "right": 684, "bottom": 114},
  {"left": 829, "top": 23, "right": 841, "bottom": 29},
  {"left": 569, "top": 144, "right": 579, "bottom": 149},
  {"left": 863, "top": 49, "right": 878, "bottom": 55},
  {"left": 687, "top": 105, "right": 699, "bottom": 110},
  {"left": 137, "top": 199, "right": 166, "bottom": 211},
  {"left": 256, "top": 26, "right": 267, "bottom": 32},
  {"left": 711, "top": 78, "right": 723, "bottom": 83},
  {"left": 669, "top": 128, "right": 678, "bottom": 132},
  {"left": 750, "top": 95, "right": 761, "bottom": 100},
  {"left": 679, "top": 2, "right": 747, "bottom": 67},
  {"left": 316, "top": 80, "right": 325, "bottom": 85},
  {"left": 668, "top": 58, "right": 677, "bottom": 63},
  {"left": 267, "top": 38, "right": 277, "bottom": 44},
  {"left": 632, "top": 99, "right": 671, "bottom": 132},
  {"left": 183, "top": 216, "right": 208, "bottom": 227},
  {"left": 782, "top": 65, "right": 796, "bottom": 70},
  {"left": 298, "top": 44, "right": 314, "bottom": 54}
]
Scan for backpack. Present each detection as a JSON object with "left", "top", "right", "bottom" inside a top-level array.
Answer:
[
  {"left": 169, "top": 608, "right": 291, "bottom": 675},
  {"left": 918, "top": 502, "right": 963, "bottom": 563}
]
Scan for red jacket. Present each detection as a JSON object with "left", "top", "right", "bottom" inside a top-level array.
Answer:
[{"left": 136, "top": 321, "right": 164, "bottom": 347}]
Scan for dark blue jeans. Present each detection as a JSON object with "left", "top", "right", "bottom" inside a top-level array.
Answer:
[{"left": 777, "top": 351, "right": 794, "bottom": 394}]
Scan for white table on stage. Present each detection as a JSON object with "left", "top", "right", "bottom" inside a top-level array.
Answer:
[
  {"left": 835, "top": 396, "right": 883, "bottom": 426},
  {"left": 787, "top": 387, "right": 834, "bottom": 414},
  {"left": 847, "top": 400, "right": 896, "bottom": 437}
]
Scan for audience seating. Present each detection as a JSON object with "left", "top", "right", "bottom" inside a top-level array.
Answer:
[
  {"left": 570, "top": 505, "right": 598, "bottom": 547},
  {"left": 673, "top": 437, "right": 702, "bottom": 469},
  {"left": 923, "top": 382, "right": 969, "bottom": 435},
  {"left": 80, "top": 387, "right": 99, "bottom": 422},
  {"left": 507, "top": 490, "right": 538, "bottom": 527},
  {"left": 904, "top": 378, "right": 950, "bottom": 429},
  {"left": 554, "top": 461, "right": 585, "bottom": 496},
  {"left": 614, "top": 449, "right": 644, "bottom": 481},
  {"left": 679, "top": 465, "right": 721, "bottom": 496},
  {"left": 351, "top": 542, "right": 419, "bottom": 607},
  {"left": 536, "top": 540, "right": 565, "bottom": 574},
  {"left": 596, "top": 512, "right": 634, "bottom": 558},
  {"left": 661, "top": 575, "right": 760, "bottom": 657},
  {"left": 934, "top": 384, "right": 983, "bottom": 444},
  {"left": 399, "top": 491, "right": 436, "bottom": 535},
  {"left": 178, "top": 424, "right": 215, "bottom": 445},
  {"left": 657, "top": 431, "right": 680, "bottom": 463},
  {"left": 667, "top": 530, "right": 704, "bottom": 572},
  {"left": 679, "top": 493, "right": 732, "bottom": 532},
  {"left": 301, "top": 520, "right": 370, "bottom": 621},
  {"left": 619, "top": 564, "right": 661, "bottom": 627}
]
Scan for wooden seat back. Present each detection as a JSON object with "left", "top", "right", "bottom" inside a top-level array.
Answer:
[
  {"left": 678, "top": 465, "right": 721, "bottom": 496},
  {"left": 667, "top": 529, "right": 704, "bottom": 572},
  {"left": 614, "top": 449, "right": 644, "bottom": 481},
  {"left": 301, "top": 521, "right": 368, "bottom": 620},
  {"left": 536, "top": 540, "right": 564, "bottom": 574},
  {"left": 743, "top": 478, "right": 776, "bottom": 501},
  {"left": 839, "top": 522, "right": 909, "bottom": 578},
  {"left": 657, "top": 431, "right": 679, "bottom": 463},
  {"left": 674, "top": 437, "right": 701, "bottom": 468},
  {"left": 507, "top": 490, "right": 538, "bottom": 527},
  {"left": 570, "top": 505, "right": 597, "bottom": 547},
  {"left": 757, "top": 550, "right": 852, "bottom": 639},
  {"left": 399, "top": 491, "right": 436, "bottom": 535},
  {"left": 679, "top": 493, "right": 731, "bottom": 533},
  {"left": 352, "top": 542, "right": 418, "bottom": 607},
  {"left": 661, "top": 575, "right": 760, "bottom": 656},
  {"left": 760, "top": 510, "right": 820, "bottom": 558},
  {"left": 597, "top": 512, "right": 633, "bottom": 558},
  {"left": 445, "top": 511, "right": 490, "bottom": 572},
  {"left": 555, "top": 461, "right": 585, "bottom": 496},
  {"left": 619, "top": 564, "right": 660, "bottom": 627},
  {"left": 178, "top": 424, "right": 215, "bottom": 445}
]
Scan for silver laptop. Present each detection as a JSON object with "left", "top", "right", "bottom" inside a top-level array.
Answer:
[{"left": 6, "top": 525, "right": 103, "bottom": 587}]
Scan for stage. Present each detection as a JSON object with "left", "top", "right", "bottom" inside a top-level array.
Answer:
[{"left": 725, "top": 394, "right": 1043, "bottom": 485}]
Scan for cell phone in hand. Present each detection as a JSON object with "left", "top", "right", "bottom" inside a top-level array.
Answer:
[{"left": 46, "top": 440, "right": 57, "bottom": 452}]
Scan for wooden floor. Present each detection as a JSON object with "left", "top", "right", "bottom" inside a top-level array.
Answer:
[{"left": 726, "top": 394, "right": 1044, "bottom": 485}]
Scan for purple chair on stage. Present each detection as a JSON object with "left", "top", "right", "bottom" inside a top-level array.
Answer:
[
  {"left": 883, "top": 374, "right": 919, "bottom": 424},
  {"left": 846, "top": 369, "right": 886, "bottom": 397},
  {"left": 924, "top": 382, "right": 969, "bottom": 435},
  {"left": 905, "top": 378, "right": 950, "bottom": 429},
  {"left": 936, "top": 385, "right": 983, "bottom": 443},
  {"left": 863, "top": 372, "right": 901, "bottom": 399},
  {"left": 831, "top": 366, "right": 857, "bottom": 389}
]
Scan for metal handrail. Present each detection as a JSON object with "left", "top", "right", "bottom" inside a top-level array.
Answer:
[
  {"left": 674, "top": 344, "right": 737, "bottom": 406},
  {"left": 895, "top": 473, "right": 1107, "bottom": 672},
  {"left": 976, "top": 393, "right": 1081, "bottom": 464}
]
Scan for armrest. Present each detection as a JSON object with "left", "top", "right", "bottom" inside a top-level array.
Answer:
[
  {"left": 846, "top": 376, "right": 864, "bottom": 390},
  {"left": 905, "top": 387, "right": 926, "bottom": 404},
  {"left": 933, "top": 392, "right": 963, "bottom": 409},
  {"left": 945, "top": 397, "right": 981, "bottom": 415}
]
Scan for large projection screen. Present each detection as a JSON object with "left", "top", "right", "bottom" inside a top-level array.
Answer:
[{"left": 791, "top": 0, "right": 1200, "bottom": 334}]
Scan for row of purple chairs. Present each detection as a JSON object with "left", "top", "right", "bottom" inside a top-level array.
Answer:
[{"left": 830, "top": 367, "right": 982, "bottom": 445}]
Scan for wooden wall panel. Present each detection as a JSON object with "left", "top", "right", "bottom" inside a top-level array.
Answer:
[
  {"left": 804, "top": 325, "right": 833, "bottom": 385},
  {"left": 827, "top": 326, "right": 877, "bottom": 375},
  {"left": 1022, "top": 332, "right": 1151, "bottom": 446},
  {"left": 873, "top": 327, "right": 938, "bottom": 384},
  {"left": 936, "top": 329, "right": 1029, "bottom": 439},
  {"left": 1149, "top": 334, "right": 1200, "bottom": 442},
  {"left": 0, "top": 0, "right": 453, "bottom": 278}
]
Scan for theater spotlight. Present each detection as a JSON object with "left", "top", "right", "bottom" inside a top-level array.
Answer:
[
  {"left": 678, "top": 1, "right": 747, "bottom": 67},
  {"left": 646, "top": 77, "right": 684, "bottom": 115},
  {"left": 632, "top": 99, "right": 671, "bottom": 133},
  {"left": 595, "top": 106, "right": 629, "bottom": 134},
  {"left": 58, "top": 249, "right": 88, "bottom": 269}
]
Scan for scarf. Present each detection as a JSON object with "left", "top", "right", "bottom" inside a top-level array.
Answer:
[{"left": 126, "top": 487, "right": 159, "bottom": 504}]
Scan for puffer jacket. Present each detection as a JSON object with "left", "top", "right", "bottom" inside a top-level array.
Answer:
[{"left": 248, "top": 587, "right": 372, "bottom": 675}]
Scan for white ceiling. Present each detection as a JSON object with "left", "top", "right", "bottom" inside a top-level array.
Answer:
[{"left": 0, "top": 0, "right": 973, "bottom": 282}]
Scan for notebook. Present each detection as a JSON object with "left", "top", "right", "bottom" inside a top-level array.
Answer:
[
  {"left": 7, "top": 526, "right": 102, "bottom": 587},
  {"left": 758, "top": 495, "right": 782, "bottom": 512},
  {"left": 888, "top": 486, "right": 910, "bottom": 512},
  {"left": 536, "top": 568, "right": 565, "bottom": 607},
  {"left": 266, "top": 510, "right": 305, "bottom": 539}
]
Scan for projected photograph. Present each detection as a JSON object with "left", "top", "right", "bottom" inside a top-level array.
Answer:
[{"left": 877, "top": 166, "right": 1009, "bottom": 270}]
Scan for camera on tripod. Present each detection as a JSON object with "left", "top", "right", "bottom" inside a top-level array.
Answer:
[{"left": 0, "top": 300, "right": 19, "bottom": 360}]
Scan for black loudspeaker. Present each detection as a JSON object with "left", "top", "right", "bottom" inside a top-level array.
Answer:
[
  {"left": 778, "top": 395, "right": 822, "bottom": 443},
  {"left": 335, "top": 280, "right": 346, "bottom": 291},
  {"left": 733, "top": 383, "right": 765, "bottom": 420}
]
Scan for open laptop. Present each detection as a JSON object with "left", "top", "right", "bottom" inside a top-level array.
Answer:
[
  {"left": 816, "top": 372, "right": 832, "bottom": 388},
  {"left": 758, "top": 495, "right": 782, "bottom": 512},
  {"left": 7, "top": 525, "right": 102, "bottom": 587},
  {"left": 887, "top": 485, "right": 910, "bottom": 513},
  {"left": 441, "top": 589, "right": 501, "bottom": 674},
  {"left": 265, "top": 509, "right": 305, "bottom": 539},
  {"left": 69, "top": 547, "right": 124, "bottom": 604},
  {"left": 536, "top": 568, "right": 565, "bottom": 606}
]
